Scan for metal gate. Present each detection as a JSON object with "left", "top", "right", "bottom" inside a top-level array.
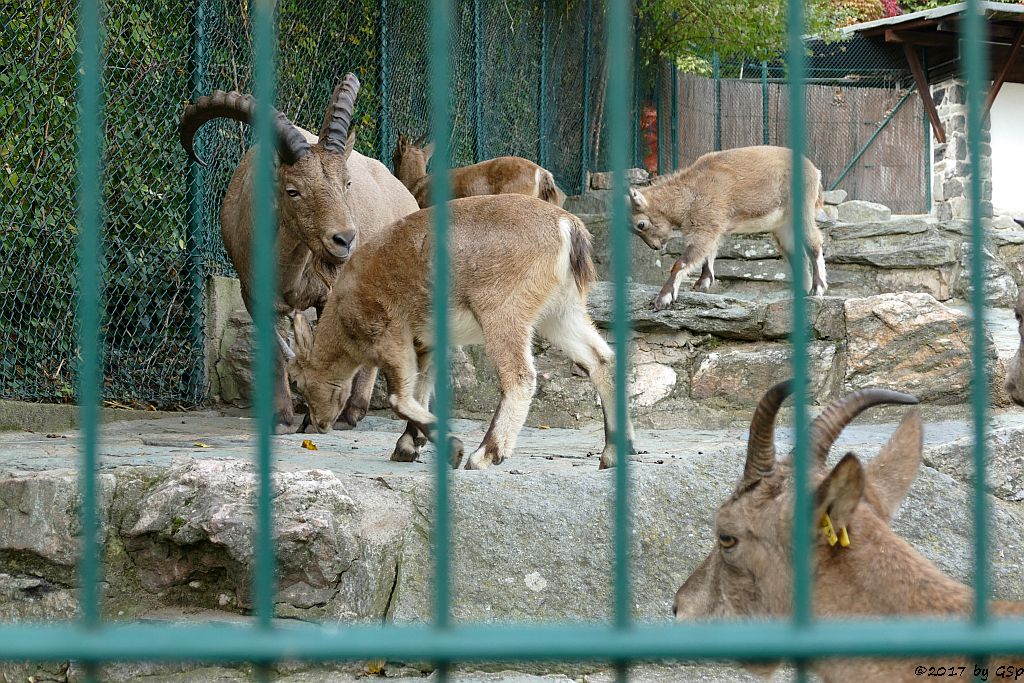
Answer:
[{"left": 0, "top": 1, "right": 1021, "bottom": 682}]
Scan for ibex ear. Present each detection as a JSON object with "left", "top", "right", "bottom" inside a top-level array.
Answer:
[
  {"left": 864, "top": 410, "right": 923, "bottom": 522},
  {"left": 813, "top": 453, "right": 865, "bottom": 539},
  {"left": 342, "top": 129, "right": 357, "bottom": 161},
  {"left": 292, "top": 312, "right": 314, "bottom": 358},
  {"left": 422, "top": 141, "right": 435, "bottom": 163},
  {"left": 629, "top": 187, "right": 648, "bottom": 211}
]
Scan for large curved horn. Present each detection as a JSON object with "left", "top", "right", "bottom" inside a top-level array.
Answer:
[
  {"left": 810, "top": 388, "right": 919, "bottom": 465},
  {"left": 742, "top": 380, "right": 793, "bottom": 486},
  {"left": 179, "top": 90, "right": 311, "bottom": 167},
  {"left": 317, "top": 73, "right": 361, "bottom": 154}
]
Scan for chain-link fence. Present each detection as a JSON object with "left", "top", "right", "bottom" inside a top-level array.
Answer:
[
  {"left": 643, "top": 32, "right": 930, "bottom": 214},
  {"left": 1, "top": 0, "right": 604, "bottom": 409}
]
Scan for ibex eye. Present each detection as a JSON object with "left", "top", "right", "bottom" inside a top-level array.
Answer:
[
  {"left": 718, "top": 534, "right": 738, "bottom": 549},
  {"left": 286, "top": 188, "right": 301, "bottom": 198},
  {"left": 346, "top": 180, "right": 353, "bottom": 189}
]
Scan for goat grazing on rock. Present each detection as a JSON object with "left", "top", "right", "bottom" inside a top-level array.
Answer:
[
  {"left": 284, "top": 194, "right": 634, "bottom": 470},
  {"left": 1005, "top": 290, "right": 1024, "bottom": 407},
  {"left": 628, "top": 145, "right": 828, "bottom": 310},
  {"left": 179, "top": 74, "right": 419, "bottom": 429},
  {"left": 392, "top": 134, "right": 565, "bottom": 209},
  {"left": 674, "top": 380, "right": 1024, "bottom": 682}
]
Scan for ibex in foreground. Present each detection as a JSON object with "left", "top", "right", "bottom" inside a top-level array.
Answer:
[
  {"left": 180, "top": 74, "right": 419, "bottom": 428},
  {"left": 1004, "top": 290, "right": 1024, "bottom": 407},
  {"left": 392, "top": 134, "right": 565, "bottom": 209},
  {"left": 674, "top": 381, "right": 1024, "bottom": 682},
  {"left": 285, "top": 194, "right": 634, "bottom": 469},
  {"left": 629, "top": 145, "right": 828, "bottom": 310}
]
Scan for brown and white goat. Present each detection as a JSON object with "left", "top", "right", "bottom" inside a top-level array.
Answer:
[
  {"left": 179, "top": 74, "right": 419, "bottom": 428},
  {"left": 1004, "top": 289, "right": 1024, "bottom": 406},
  {"left": 628, "top": 145, "right": 828, "bottom": 310},
  {"left": 392, "top": 134, "right": 565, "bottom": 209},
  {"left": 674, "top": 381, "right": 1024, "bottom": 682},
  {"left": 284, "top": 194, "right": 633, "bottom": 469}
]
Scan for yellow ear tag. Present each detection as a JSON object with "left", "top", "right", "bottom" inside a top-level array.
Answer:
[
  {"left": 820, "top": 513, "right": 839, "bottom": 546},
  {"left": 837, "top": 525, "right": 851, "bottom": 548},
  {"left": 301, "top": 439, "right": 318, "bottom": 451}
]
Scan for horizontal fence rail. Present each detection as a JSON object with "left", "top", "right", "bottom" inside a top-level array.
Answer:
[{"left": 0, "top": 0, "right": 1021, "bottom": 680}]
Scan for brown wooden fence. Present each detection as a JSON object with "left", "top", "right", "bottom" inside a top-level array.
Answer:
[{"left": 674, "top": 75, "right": 929, "bottom": 214}]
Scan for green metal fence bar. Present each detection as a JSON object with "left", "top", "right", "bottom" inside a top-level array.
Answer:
[
  {"left": 671, "top": 63, "right": 678, "bottom": 169},
  {"left": 538, "top": 0, "right": 549, "bottom": 169},
  {"left": 606, "top": 0, "right": 632, "bottom": 648},
  {"left": 378, "top": 0, "right": 392, "bottom": 167},
  {"left": 579, "top": 0, "right": 593, "bottom": 191},
  {"left": 2, "top": 621, "right": 1024, "bottom": 663},
  {"left": 713, "top": 51, "right": 721, "bottom": 151},
  {"left": 187, "top": 0, "right": 209, "bottom": 400},
  {"left": 761, "top": 60, "right": 769, "bottom": 145},
  {"left": 75, "top": 0, "right": 102, "bottom": 638},
  {"left": 786, "top": 0, "right": 812, "bottom": 676},
  {"left": 429, "top": 0, "right": 453, "bottom": 641},
  {"left": 251, "top": 0, "right": 278, "bottom": 636},
  {"left": 472, "top": 0, "right": 483, "bottom": 162},
  {"left": 964, "top": 0, "right": 989, "bottom": 631}
]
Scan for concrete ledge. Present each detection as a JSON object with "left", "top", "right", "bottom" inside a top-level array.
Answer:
[{"left": 0, "top": 399, "right": 187, "bottom": 433}]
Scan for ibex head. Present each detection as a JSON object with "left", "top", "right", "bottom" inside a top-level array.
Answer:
[
  {"left": 1005, "top": 290, "right": 1024, "bottom": 407},
  {"left": 392, "top": 133, "right": 434, "bottom": 185},
  {"left": 673, "top": 382, "right": 921, "bottom": 649},
  {"left": 280, "top": 312, "right": 355, "bottom": 434},
  {"left": 180, "top": 74, "right": 364, "bottom": 267},
  {"left": 628, "top": 186, "right": 687, "bottom": 251}
]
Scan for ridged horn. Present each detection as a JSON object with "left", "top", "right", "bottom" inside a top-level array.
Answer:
[
  {"left": 178, "top": 90, "right": 311, "bottom": 167},
  {"left": 742, "top": 380, "right": 793, "bottom": 486},
  {"left": 317, "top": 73, "right": 361, "bottom": 154},
  {"left": 810, "top": 389, "right": 919, "bottom": 465}
]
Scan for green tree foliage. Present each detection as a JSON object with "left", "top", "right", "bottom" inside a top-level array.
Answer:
[{"left": 636, "top": 0, "right": 845, "bottom": 67}]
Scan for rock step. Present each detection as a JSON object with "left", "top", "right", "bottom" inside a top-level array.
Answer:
[
  {"left": 1, "top": 413, "right": 1022, "bottom": 683},
  {"left": 577, "top": 213, "right": 1024, "bottom": 307}
]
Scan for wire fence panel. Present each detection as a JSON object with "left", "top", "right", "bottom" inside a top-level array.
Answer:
[{"left": 2, "top": 0, "right": 602, "bottom": 410}]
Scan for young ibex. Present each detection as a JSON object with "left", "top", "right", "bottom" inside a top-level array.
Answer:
[
  {"left": 674, "top": 380, "right": 1024, "bottom": 682},
  {"left": 392, "top": 134, "right": 565, "bottom": 209},
  {"left": 179, "top": 74, "right": 419, "bottom": 428},
  {"left": 1005, "top": 290, "right": 1024, "bottom": 407},
  {"left": 628, "top": 145, "right": 828, "bottom": 310},
  {"left": 284, "top": 194, "right": 634, "bottom": 469}
]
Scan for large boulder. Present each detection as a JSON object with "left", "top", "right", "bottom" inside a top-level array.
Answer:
[
  {"left": 836, "top": 199, "right": 892, "bottom": 223},
  {"left": 843, "top": 293, "right": 987, "bottom": 403}
]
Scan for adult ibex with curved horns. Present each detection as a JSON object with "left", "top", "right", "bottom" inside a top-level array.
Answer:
[
  {"left": 674, "top": 381, "right": 1024, "bottom": 682},
  {"left": 180, "top": 74, "right": 419, "bottom": 428}
]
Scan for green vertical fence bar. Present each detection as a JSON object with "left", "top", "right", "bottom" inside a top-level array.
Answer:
[
  {"left": 579, "top": 0, "right": 592, "bottom": 192},
  {"left": 761, "top": 61, "right": 769, "bottom": 146},
  {"left": 187, "top": 0, "right": 208, "bottom": 400},
  {"left": 671, "top": 63, "right": 678, "bottom": 170},
  {"left": 963, "top": 0, "right": 989, "bottom": 632},
  {"left": 251, "top": 0, "right": 277, "bottom": 642},
  {"left": 538, "top": 0, "right": 549, "bottom": 169},
  {"left": 472, "top": 0, "right": 483, "bottom": 163},
  {"left": 378, "top": 0, "right": 391, "bottom": 167},
  {"left": 429, "top": 1, "right": 453, "bottom": 671},
  {"left": 786, "top": 0, "right": 811, "bottom": 676},
  {"left": 76, "top": 0, "right": 102, "bottom": 638},
  {"left": 713, "top": 52, "right": 721, "bottom": 151},
  {"left": 606, "top": 0, "right": 632, "bottom": 666},
  {"left": 655, "top": 62, "right": 662, "bottom": 175}
]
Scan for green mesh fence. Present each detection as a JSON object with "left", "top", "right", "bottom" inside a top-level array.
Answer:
[{"left": 1, "top": 0, "right": 600, "bottom": 409}]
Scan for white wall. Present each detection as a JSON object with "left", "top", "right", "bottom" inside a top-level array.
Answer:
[{"left": 991, "top": 82, "right": 1024, "bottom": 214}]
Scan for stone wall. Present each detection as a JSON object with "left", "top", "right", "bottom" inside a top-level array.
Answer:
[{"left": 931, "top": 78, "right": 994, "bottom": 221}]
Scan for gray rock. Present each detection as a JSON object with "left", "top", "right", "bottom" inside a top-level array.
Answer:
[
  {"left": 589, "top": 168, "right": 650, "bottom": 190},
  {"left": 843, "top": 293, "right": 983, "bottom": 404},
  {"left": 121, "top": 460, "right": 409, "bottom": 618},
  {"left": 690, "top": 341, "right": 839, "bottom": 407},
  {"left": 0, "top": 471, "right": 115, "bottom": 572},
  {"left": 837, "top": 200, "right": 892, "bottom": 223},
  {"left": 924, "top": 426, "right": 1024, "bottom": 502},
  {"left": 564, "top": 192, "right": 613, "bottom": 216},
  {"left": 824, "top": 217, "right": 931, "bottom": 241},
  {"left": 822, "top": 189, "right": 847, "bottom": 205},
  {"left": 586, "top": 283, "right": 766, "bottom": 340},
  {"left": 827, "top": 228, "right": 957, "bottom": 269},
  {"left": 952, "top": 244, "right": 1019, "bottom": 307},
  {"left": 763, "top": 296, "right": 847, "bottom": 341}
]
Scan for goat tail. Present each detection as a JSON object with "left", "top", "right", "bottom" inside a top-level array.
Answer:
[
  {"left": 567, "top": 216, "right": 597, "bottom": 294},
  {"left": 539, "top": 169, "right": 565, "bottom": 207}
]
